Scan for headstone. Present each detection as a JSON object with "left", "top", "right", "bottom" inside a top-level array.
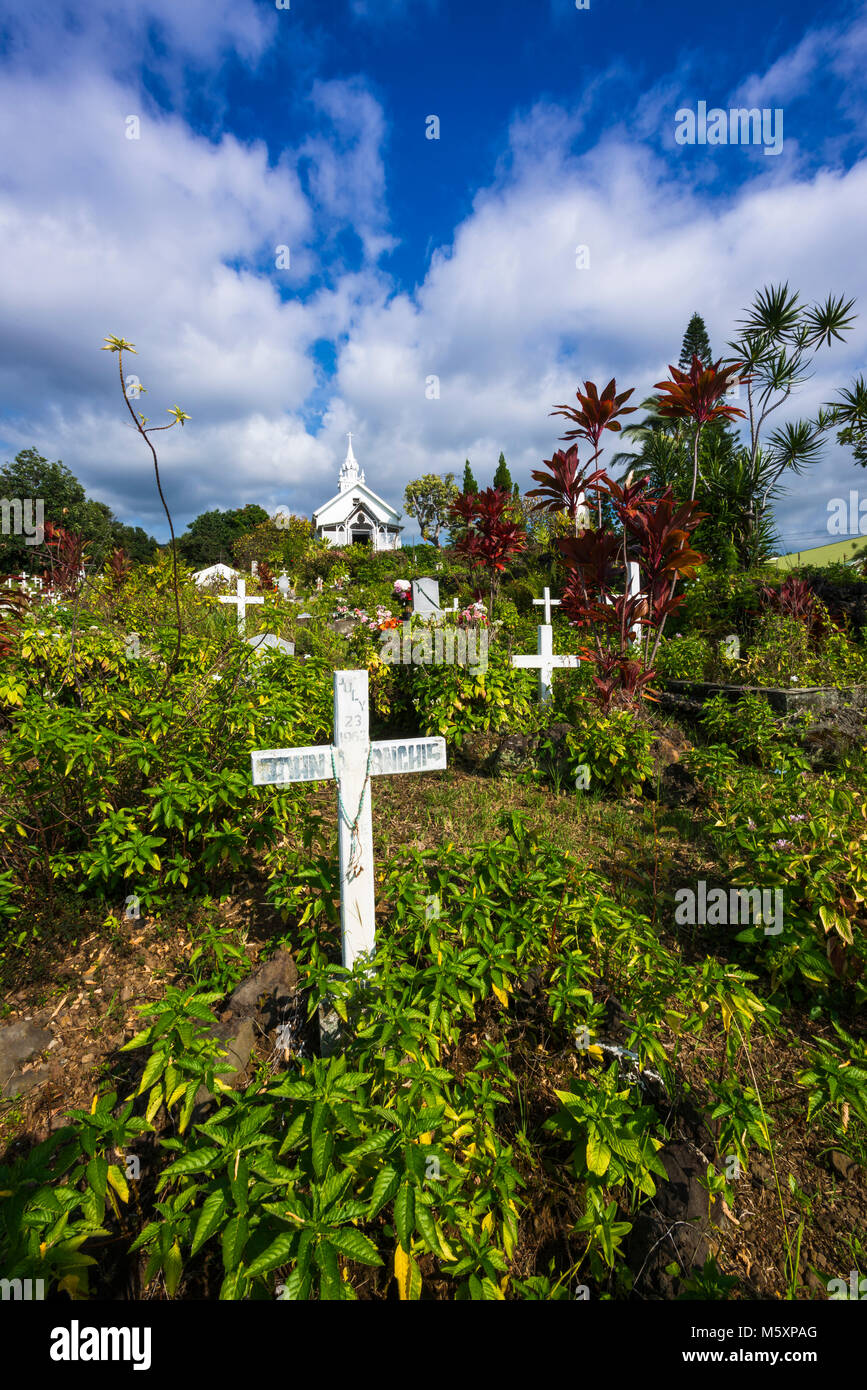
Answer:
[
  {"left": 296, "top": 612, "right": 314, "bottom": 625},
  {"left": 251, "top": 560, "right": 259, "bottom": 577},
  {"left": 412, "top": 577, "right": 440, "bottom": 616},
  {"left": 219, "top": 577, "right": 264, "bottom": 637},
  {"left": 316, "top": 577, "right": 324, "bottom": 593},
  {"left": 192, "top": 562, "right": 240, "bottom": 588},
  {"left": 245, "top": 632, "right": 295, "bottom": 659},
  {"left": 533, "top": 587, "right": 561, "bottom": 624},
  {"left": 277, "top": 572, "right": 291, "bottom": 599},
  {"left": 512, "top": 625, "right": 581, "bottom": 703},
  {"left": 251, "top": 670, "right": 447, "bottom": 970}
]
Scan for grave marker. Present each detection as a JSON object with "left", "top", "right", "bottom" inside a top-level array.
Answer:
[
  {"left": 412, "top": 577, "right": 441, "bottom": 616},
  {"left": 219, "top": 577, "right": 264, "bottom": 637},
  {"left": 512, "top": 624, "right": 581, "bottom": 703},
  {"left": 245, "top": 632, "right": 295, "bottom": 659},
  {"left": 251, "top": 670, "right": 446, "bottom": 968},
  {"left": 533, "top": 587, "right": 561, "bottom": 624}
]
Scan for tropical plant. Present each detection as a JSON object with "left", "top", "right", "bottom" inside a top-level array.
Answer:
[
  {"left": 403, "top": 474, "right": 459, "bottom": 547},
  {"left": 550, "top": 378, "right": 637, "bottom": 526},
  {"left": 653, "top": 355, "right": 746, "bottom": 499},
  {"left": 449, "top": 487, "right": 526, "bottom": 615}
]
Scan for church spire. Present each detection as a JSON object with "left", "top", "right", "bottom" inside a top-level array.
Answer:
[{"left": 339, "top": 432, "right": 364, "bottom": 492}]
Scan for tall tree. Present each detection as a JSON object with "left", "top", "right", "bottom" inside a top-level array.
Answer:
[
  {"left": 177, "top": 504, "right": 270, "bottom": 567},
  {"left": 111, "top": 522, "right": 158, "bottom": 565},
  {"left": 0, "top": 447, "right": 156, "bottom": 571},
  {"left": 493, "top": 451, "right": 512, "bottom": 492},
  {"left": 462, "top": 460, "right": 478, "bottom": 494},
  {"left": 678, "top": 313, "right": 714, "bottom": 369},
  {"left": 403, "top": 473, "right": 459, "bottom": 546}
]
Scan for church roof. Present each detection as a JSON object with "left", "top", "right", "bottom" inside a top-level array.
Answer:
[{"left": 313, "top": 435, "right": 402, "bottom": 526}]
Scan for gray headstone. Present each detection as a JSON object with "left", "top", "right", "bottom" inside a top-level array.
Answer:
[
  {"left": 412, "top": 577, "right": 441, "bottom": 616},
  {"left": 245, "top": 632, "right": 295, "bottom": 658}
]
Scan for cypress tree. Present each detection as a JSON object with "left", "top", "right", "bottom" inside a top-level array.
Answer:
[
  {"left": 493, "top": 451, "right": 512, "bottom": 492},
  {"left": 678, "top": 313, "right": 714, "bottom": 370},
  {"left": 462, "top": 459, "right": 478, "bottom": 494}
]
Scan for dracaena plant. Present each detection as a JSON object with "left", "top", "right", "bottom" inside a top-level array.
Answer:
[
  {"left": 449, "top": 486, "right": 526, "bottom": 617},
  {"left": 525, "top": 444, "right": 604, "bottom": 536},
  {"left": 534, "top": 435, "right": 707, "bottom": 701},
  {"left": 43, "top": 519, "right": 90, "bottom": 598},
  {"left": 725, "top": 283, "right": 856, "bottom": 557},
  {"left": 550, "top": 379, "right": 637, "bottom": 526},
  {"left": 653, "top": 355, "right": 746, "bottom": 500}
]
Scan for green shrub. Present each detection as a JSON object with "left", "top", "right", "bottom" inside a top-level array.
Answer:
[
  {"left": 699, "top": 693, "right": 791, "bottom": 766},
  {"left": 678, "top": 568, "right": 763, "bottom": 642},
  {"left": 653, "top": 633, "right": 714, "bottom": 682},
  {"left": 565, "top": 707, "right": 656, "bottom": 795},
  {"left": 412, "top": 644, "right": 536, "bottom": 747}
]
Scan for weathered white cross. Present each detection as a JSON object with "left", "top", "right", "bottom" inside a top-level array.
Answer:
[
  {"left": 251, "top": 670, "right": 447, "bottom": 969},
  {"left": 533, "top": 587, "right": 561, "bottom": 624},
  {"left": 607, "top": 561, "right": 643, "bottom": 641},
  {"left": 219, "top": 577, "right": 264, "bottom": 637},
  {"left": 512, "top": 624, "right": 581, "bottom": 703}
]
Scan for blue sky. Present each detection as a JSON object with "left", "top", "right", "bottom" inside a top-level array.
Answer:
[{"left": 1, "top": 0, "right": 866, "bottom": 552}]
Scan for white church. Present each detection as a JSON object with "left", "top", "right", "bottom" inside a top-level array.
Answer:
[{"left": 311, "top": 435, "right": 403, "bottom": 551}]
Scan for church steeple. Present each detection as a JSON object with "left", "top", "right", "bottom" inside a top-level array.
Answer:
[{"left": 338, "top": 432, "right": 365, "bottom": 493}]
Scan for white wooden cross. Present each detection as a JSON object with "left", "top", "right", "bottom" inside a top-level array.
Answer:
[
  {"left": 219, "top": 577, "right": 263, "bottom": 637},
  {"left": 606, "top": 561, "right": 643, "bottom": 642},
  {"left": 512, "top": 625, "right": 581, "bottom": 703},
  {"left": 251, "top": 670, "right": 447, "bottom": 969},
  {"left": 533, "top": 587, "right": 561, "bottom": 624}
]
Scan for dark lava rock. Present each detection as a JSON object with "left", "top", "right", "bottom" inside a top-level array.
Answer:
[
  {"left": 192, "top": 1016, "right": 256, "bottom": 1122},
  {"left": 0, "top": 1020, "right": 53, "bottom": 1098},
  {"left": 486, "top": 731, "right": 539, "bottom": 776},
  {"left": 227, "top": 949, "right": 299, "bottom": 1031},
  {"left": 830, "top": 1150, "right": 860, "bottom": 1182},
  {"left": 627, "top": 1141, "right": 722, "bottom": 1298},
  {"left": 798, "top": 706, "right": 867, "bottom": 770}
]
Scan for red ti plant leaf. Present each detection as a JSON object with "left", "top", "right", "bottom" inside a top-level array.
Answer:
[
  {"left": 526, "top": 444, "right": 606, "bottom": 534},
  {"left": 258, "top": 560, "right": 277, "bottom": 592},
  {"left": 44, "top": 520, "right": 90, "bottom": 598},
  {"left": 107, "top": 546, "right": 131, "bottom": 590},
  {"left": 760, "top": 575, "right": 826, "bottom": 641},
  {"left": 551, "top": 377, "right": 638, "bottom": 448},
  {"left": 550, "top": 378, "right": 637, "bottom": 526},
  {"left": 558, "top": 530, "right": 623, "bottom": 614},
  {"left": 652, "top": 354, "right": 747, "bottom": 498},
  {"left": 449, "top": 486, "right": 526, "bottom": 616}
]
